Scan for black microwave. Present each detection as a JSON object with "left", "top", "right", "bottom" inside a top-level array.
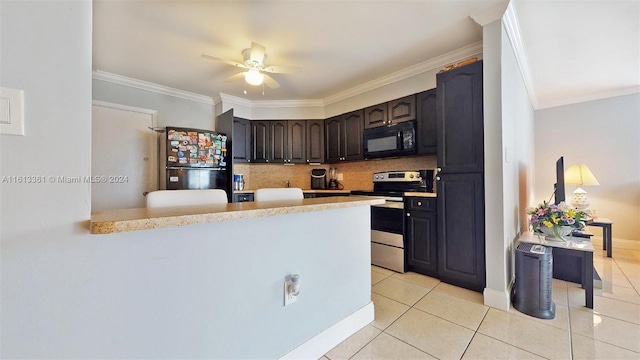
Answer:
[{"left": 363, "top": 121, "right": 416, "bottom": 159}]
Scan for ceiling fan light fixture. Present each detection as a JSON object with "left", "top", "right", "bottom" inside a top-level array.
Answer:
[{"left": 244, "top": 68, "right": 264, "bottom": 86}]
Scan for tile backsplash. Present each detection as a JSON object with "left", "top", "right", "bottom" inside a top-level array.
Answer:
[{"left": 234, "top": 155, "right": 437, "bottom": 191}]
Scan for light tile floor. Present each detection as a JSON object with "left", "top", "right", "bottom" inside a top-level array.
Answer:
[{"left": 322, "top": 239, "right": 640, "bottom": 359}]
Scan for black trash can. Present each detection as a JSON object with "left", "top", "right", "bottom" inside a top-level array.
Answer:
[{"left": 512, "top": 242, "right": 555, "bottom": 319}]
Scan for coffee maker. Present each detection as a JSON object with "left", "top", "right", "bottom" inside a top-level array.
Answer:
[
  {"left": 328, "top": 167, "right": 339, "bottom": 190},
  {"left": 310, "top": 169, "right": 327, "bottom": 189}
]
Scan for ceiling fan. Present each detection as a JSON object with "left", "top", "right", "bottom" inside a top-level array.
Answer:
[{"left": 201, "top": 42, "right": 301, "bottom": 89}]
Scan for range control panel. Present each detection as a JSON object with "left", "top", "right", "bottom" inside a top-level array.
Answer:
[{"left": 372, "top": 171, "right": 422, "bottom": 182}]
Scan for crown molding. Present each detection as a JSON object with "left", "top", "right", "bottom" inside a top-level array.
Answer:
[
  {"left": 502, "top": 1, "right": 540, "bottom": 109},
  {"left": 324, "top": 41, "right": 484, "bottom": 105},
  {"left": 536, "top": 85, "right": 640, "bottom": 110},
  {"left": 471, "top": 1, "right": 509, "bottom": 26},
  {"left": 252, "top": 99, "right": 324, "bottom": 108},
  {"left": 219, "top": 93, "right": 253, "bottom": 108},
  {"left": 92, "top": 70, "right": 215, "bottom": 105}
]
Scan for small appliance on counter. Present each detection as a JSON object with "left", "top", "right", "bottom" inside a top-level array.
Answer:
[
  {"left": 328, "top": 167, "right": 343, "bottom": 190},
  {"left": 310, "top": 169, "right": 327, "bottom": 190}
]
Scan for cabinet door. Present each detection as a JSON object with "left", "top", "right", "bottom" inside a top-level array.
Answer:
[
  {"left": 406, "top": 210, "right": 438, "bottom": 277},
  {"left": 437, "top": 61, "right": 484, "bottom": 173},
  {"left": 416, "top": 89, "right": 437, "bottom": 155},
  {"left": 343, "top": 110, "right": 364, "bottom": 161},
  {"left": 287, "top": 120, "right": 306, "bottom": 163},
  {"left": 388, "top": 95, "right": 416, "bottom": 124},
  {"left": 306, "top": 120, "right": 324, "bottom": 163},
  {"left": 437, "top": 172, "right": 485, "bottom": 292},
  {"left": 252, "top": 120, "right": 270, "bottom": 163},
  {"left": 269, "top": 120, "right": 288, "bottom": 163},
  {"left": 233, "top": 117, "right": 252, "bottom": 162},
  {"left": 364, "top": 103, "right": 388, "bottom": 129},
  {"left": 325, "top": 116, "right": 342, "bottom": 163}
]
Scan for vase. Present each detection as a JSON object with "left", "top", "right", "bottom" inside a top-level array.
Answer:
[{"left": 540, "top": 226, "right": 573, "bottom": 242}]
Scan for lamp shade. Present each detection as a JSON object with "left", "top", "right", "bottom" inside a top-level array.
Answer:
[
  {"left": 244, "top": 68, "right": 264, "bottom": 86},
  {"left": 564, "top": 164, "right": 600, "bottom": 186}
]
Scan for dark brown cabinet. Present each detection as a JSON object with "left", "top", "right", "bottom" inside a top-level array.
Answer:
[
  {"left": 389, "top": 95, "right": 416, "bottom": 124},
  {"left": 405, "top": 197, "right": 438, "bottom": 277},
  {"left": 364, "top": 103, "right": 388, "bottom": 129},
  {"left": 232, "top": 117, "right": 252, "bottom": 163},
  {"left": 363, "top": 95, "right": 416, "bottom": 129},
  {"left": 251, "top": 119, "right": 321, "bottom": 164},
  {"left": 416, "top": 89, "right": 437, "bottom": 155},
  {"left": 252, "top": 120, "right": 270, "bottom": 163},
  {"left": 287, "top": 120, "right": 306, "bottom": 164},
  {"left": 269, "top": 120, "right": 288, "bottom": 163},
  {"left": 305, "top": 120, "right": 324, "bottom": 163},
  {"left": 436, "top": 60, "right": 485, "bottom": 292},
  {"left": 325, "top": 110, "right": 364, "bottom": 162},
  {"left": 436, "top": 172, "right": 485, "bottom": 292}
]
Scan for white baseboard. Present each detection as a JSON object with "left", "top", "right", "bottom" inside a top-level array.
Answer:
[
  {"left": 484, "top": 284, "right": 512, "bottom": 311},
  {"left": 279, "top": 302, "right": 374, "bottom": 360}
]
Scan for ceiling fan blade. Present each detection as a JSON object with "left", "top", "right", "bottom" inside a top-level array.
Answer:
[
  {"left": 201, "top": 54, "right": 247, "bottom": 69},
  {"left": 262, "top": 65, "right": 302, "bottom": 74},
  {"left": 225, "top": 72, "right": 246, "bottom": 82},
  {"left": 250, "top": 42, "right": 266, "bottom": 64},
  {"left": 262, "top": 74, "right": 280, "bottom": 89}
]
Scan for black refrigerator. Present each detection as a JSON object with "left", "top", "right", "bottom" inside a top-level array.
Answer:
[{"left": 159, "top": 126, "right": 229, "bottom": 197}]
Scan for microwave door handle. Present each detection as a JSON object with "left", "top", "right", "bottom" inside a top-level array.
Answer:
[{"left": 397, "top": 131, "right": 402, "bottom": 149}]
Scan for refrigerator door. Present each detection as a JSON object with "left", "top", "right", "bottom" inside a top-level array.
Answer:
[
  {"left": 165, "top": 127, "right": 228, "bottom": 169},
  {"left": 165, "top": 168, "right": 228, "bottom": 191}
]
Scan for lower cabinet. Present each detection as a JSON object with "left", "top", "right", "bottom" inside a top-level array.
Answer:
[{"left": 405, "top": 197, "right": 438, "bottom": 277}]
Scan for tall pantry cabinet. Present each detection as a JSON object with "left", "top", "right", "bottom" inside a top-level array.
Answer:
[{"left": 435, "top": 61, "right": 486, "bottom": 292}]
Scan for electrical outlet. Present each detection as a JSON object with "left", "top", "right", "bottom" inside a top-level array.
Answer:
[
  {"left": 337, "top": 173, "right": 343, "bottom": 181},
  {"left": 284, "top": 281, "right": 298, "bottom": 306}
]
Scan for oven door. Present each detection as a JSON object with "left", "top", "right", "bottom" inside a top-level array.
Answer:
[
  {"left": 371, "top": 200, "right": 405, "bottom": 273},
  {"left": 363, "top": 122, "right": 416, "bottom": 159}
]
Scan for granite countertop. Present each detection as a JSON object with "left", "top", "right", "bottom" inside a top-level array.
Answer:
[{"left": 90, "top": 196, "right": 384, "bottom": 235}]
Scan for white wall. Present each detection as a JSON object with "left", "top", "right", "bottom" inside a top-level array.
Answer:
[
  {"left": 482, "top": 13, "right": 536, "bottom": 310},
  {"left": 534, "top": 94, "right": 640, "bottom": 241},
  {"left": 93, "top": 79, "right": 215, "bottom": 130},
  {"left": 1, "top": 2, "right": 371, "bottom": 358}
]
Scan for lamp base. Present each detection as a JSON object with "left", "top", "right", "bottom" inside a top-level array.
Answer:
[{"left": 571, "top": 187, "right": 590, "bottom": 210}]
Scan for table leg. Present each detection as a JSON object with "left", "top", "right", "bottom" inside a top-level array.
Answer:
[
  {"left": 583, "top": 251, "right": 594, "bottom": 309},
  {"left": 605, "top": 225, "right": 612, "bottom": 258}
]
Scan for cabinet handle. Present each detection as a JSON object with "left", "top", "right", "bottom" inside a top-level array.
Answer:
[
  {"left": 436, "top": 176, "right": 441, "bottom": 181},
  {"left": 266, "top": 160, "right": 269, "bottom": 163},
  {"left": 417, "top": 201, "right": 422, "bottom": 206},
  {"left": 437, "top": 167, "right": 442, "bottom": 172},
  {"left": 406, "top": 213, "right": 411, "bottom": 217}
]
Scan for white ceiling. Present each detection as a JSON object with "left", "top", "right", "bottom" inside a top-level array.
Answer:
[{"left": 93, "top": 1, "right": 640, "bottom": 108}]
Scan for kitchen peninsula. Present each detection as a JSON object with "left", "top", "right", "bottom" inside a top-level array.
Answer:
[{"left": 89, "top": 196, "right": 383, "bottom": 359}]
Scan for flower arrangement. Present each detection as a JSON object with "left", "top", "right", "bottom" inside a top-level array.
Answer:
[{"left": 526, "top": 201, "right": 588, "bottom": 236}]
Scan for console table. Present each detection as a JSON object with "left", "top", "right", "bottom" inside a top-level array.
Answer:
[
  {"left": 588, "top": 218, "right": 613, "bottom": 258},
  {"left": 518, "top": 232, "right": 594, "bottom": 309}
]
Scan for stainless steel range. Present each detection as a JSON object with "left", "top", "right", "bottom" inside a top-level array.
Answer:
[{"left": 352, "top": 170, "right": 434, "bottom": 272}]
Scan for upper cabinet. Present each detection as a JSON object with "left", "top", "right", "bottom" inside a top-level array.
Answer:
[
  {"left": 325, "top": 110, "right": 364, "bottom": 163},
  {"left": 287, "top": 120, "right": 306, "bottom": 164},
  {"left": 389, "top": 95, "right": 416, "bottom": 124},
  {"left": 233, "top": 117, "right": 252, "bottom": 163},
  {"left": 436, "top": 61, "right": 484, "bottom": 173},
  {"left": 416, "top": 89, "right": 437, "bottom": 155},
  {"left": 305, "top": 120, "right": 324, "bottom": 164},
  {"left": 363, "top": 103, "right": 388, "bottom": 129},
  {"left": 364, "top": 95, "right": 416, "bottom": 129},
  {"left": 252, "top": 120, "right": 270, "bottom": 163},
  {"left": 250, "top": 119, "right": 321, "bottom": 164}
]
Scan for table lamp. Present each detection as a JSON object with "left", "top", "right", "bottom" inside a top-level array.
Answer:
[{"left": 564, "top": 164, "right": 599, "bottom": 210}]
